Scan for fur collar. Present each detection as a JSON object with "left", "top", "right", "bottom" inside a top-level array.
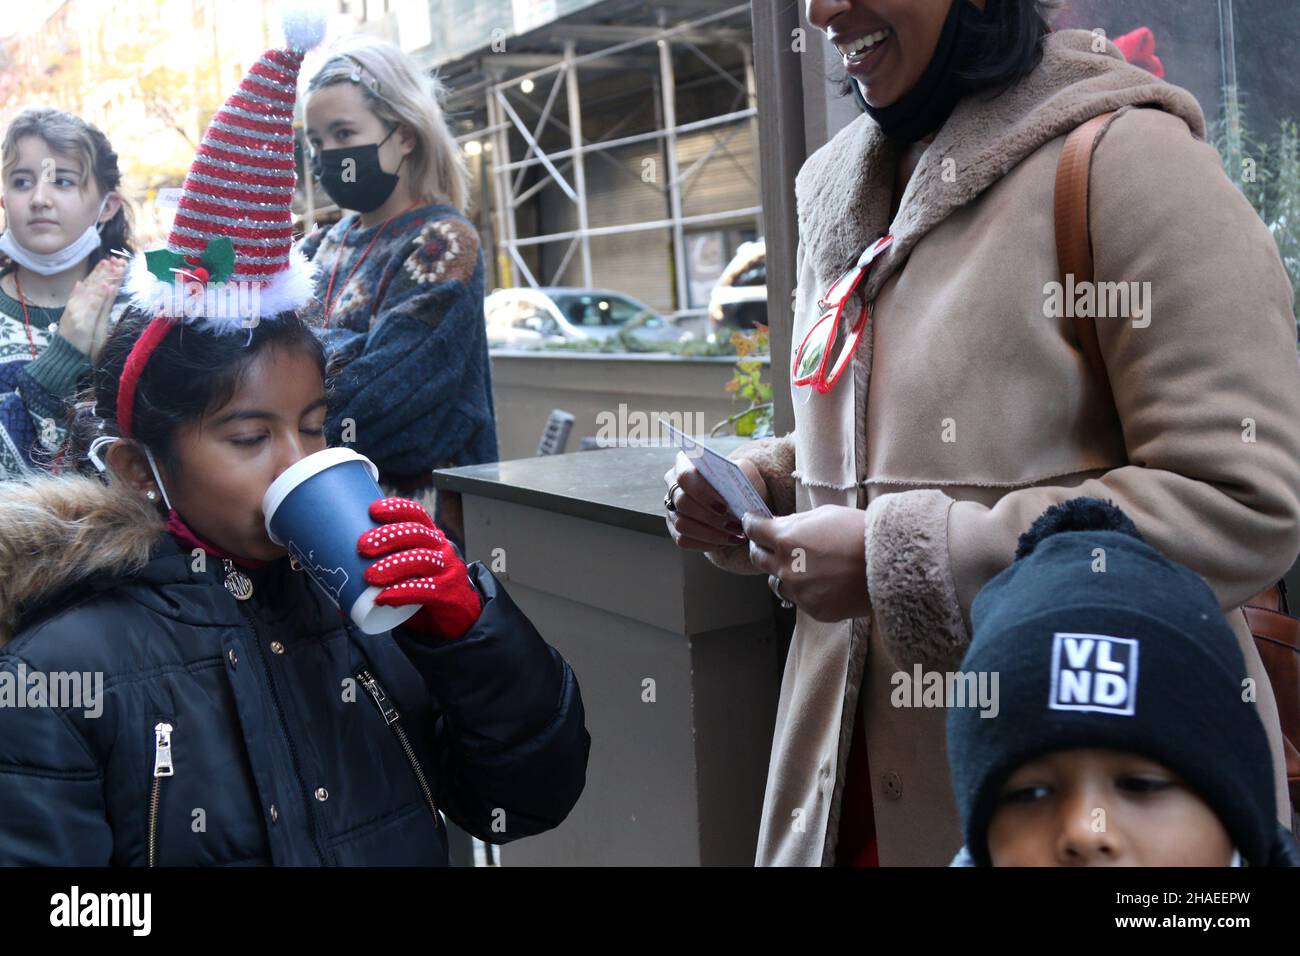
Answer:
[
  {"left": 0, "top": 475, "right": 165, "bottom": 643},
  {"left": 794, "top": 29, "right": 1206, "bottom": 292}
]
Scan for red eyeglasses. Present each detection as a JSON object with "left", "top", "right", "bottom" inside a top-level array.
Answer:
[{"left": 791, "top": 233, "right": 894, "bottom": 395}]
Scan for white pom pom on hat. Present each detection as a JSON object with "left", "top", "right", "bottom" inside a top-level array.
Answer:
[{"left": 282, "top": 4, "right": 329, "bottom": 52}]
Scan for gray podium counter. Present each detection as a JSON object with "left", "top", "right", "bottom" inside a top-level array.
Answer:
[{"left": 433, "top": 441, "right": 783, "bottom": 866}]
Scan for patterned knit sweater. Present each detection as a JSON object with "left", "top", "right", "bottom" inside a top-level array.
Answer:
[
  {"left": 0, "top": 279, "right": 94, "bottom": 479},
  {"left": 298, "top": 203, "right": 498, "bottom": 484}
]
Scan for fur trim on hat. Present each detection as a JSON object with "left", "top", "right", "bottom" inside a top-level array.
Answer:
[{"left": 124, "top": 246, "right": 317, "bottom": 332}]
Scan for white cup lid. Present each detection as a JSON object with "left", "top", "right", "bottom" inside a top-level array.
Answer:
[
  {"left": 351, "top": 585, "right": 422, "bottom": 635},
  {"left": 262, "top": 447, "right": 380, "bottom": 543}
]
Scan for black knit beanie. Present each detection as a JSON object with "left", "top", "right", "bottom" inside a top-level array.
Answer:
[{"left": 946, "top": 497, "right": 1277, "bottom": 866}]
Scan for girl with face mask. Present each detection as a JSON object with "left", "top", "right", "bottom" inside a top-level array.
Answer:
[
  {"left": 0, "top": 109, "right": 133, "bottom": 478},
  {"left": 299, "top": 38, "right": 497, "bottom": 549}
]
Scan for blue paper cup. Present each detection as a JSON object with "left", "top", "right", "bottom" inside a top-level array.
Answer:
[{"left": 262, "top": 447, "right": 421, "bottom": 635}]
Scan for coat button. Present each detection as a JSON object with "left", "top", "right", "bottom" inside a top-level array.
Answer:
[
  {"left": 270, "top": 641, "right": 285, "bottom": 655},
  {"left": 314, "top": 787, "right": 329, "bottom": 802},
  {"left": 227, "top": 648, "right": 238, "bottom": 668},
  {"left": 269, "top": 804, "right": 279, "bottom": 823},
  {"left": 883, "top": 770, "right": 902, "bottom": 800}
]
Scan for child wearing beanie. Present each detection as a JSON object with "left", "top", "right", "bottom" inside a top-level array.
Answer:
[{"left": 946, "top": 497, "right": 1300, "bottom": 867}]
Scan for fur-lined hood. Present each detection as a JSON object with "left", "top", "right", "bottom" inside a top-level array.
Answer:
[{"left": 0, "top": 475, "right": 166, "bottom": 642}]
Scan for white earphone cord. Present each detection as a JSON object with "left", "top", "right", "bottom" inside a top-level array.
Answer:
[{"left": 88, "top": 436, "right": 172, "bottom": 511}]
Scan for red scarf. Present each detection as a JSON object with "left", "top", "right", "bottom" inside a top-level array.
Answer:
[{"left": 165, "top": 509, "right": 269, "bottom": 570}]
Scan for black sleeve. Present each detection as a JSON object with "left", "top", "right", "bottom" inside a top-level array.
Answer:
[{"left": 391, "top": 563, "right": 590, "bottom": 844}]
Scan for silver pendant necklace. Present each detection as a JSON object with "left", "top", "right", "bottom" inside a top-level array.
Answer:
[{"left": 223, "top": 558, "right": 254, "bottom": 601}]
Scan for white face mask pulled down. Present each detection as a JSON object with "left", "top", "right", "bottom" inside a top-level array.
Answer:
[{"left": 0, "top": 195, "right": 112, "bottom": 276}]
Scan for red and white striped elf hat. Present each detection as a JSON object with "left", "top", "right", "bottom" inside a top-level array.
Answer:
[{"left": 124, "top": 7, "right": 327, "bottom": 333}]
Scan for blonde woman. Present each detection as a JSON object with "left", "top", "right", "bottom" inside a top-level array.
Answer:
[{"left": 300, "top": 37, "right": 495, "bottom": 545}]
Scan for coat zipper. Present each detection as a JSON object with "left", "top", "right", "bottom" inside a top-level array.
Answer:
[
  {"left": 357, "top": 668, "right": 440, "bottom": 827},
  {"left": 149, "top": 721, "right": 174, "bottom": 867}
]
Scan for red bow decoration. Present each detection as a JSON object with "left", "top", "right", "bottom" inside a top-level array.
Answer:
[{"left": 1114, "top": 27, "right": 1164, "bottom": 79}]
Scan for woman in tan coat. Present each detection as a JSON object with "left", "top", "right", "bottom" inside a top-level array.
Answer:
[{"left": 665, "top": 0, "right": 1300, "bottom": 866}]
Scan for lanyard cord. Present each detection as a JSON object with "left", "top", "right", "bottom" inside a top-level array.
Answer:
[
  {"left": 11, "top": 271, "right": 43, "bottom": 361},
  {"left": 321, "top": 202, "right": 420, "bottom": 329}
]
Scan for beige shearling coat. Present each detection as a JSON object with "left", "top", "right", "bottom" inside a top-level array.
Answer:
[{"left": 710, "top": 30, "right": 1300, "bottom": 866}]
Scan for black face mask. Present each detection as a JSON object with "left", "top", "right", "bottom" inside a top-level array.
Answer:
[
  {"left": 856, "top": 0, "right": 988, "bottom": 143},
  {"left": 311, "top": 126, "right": 404, "bottom": 213}
]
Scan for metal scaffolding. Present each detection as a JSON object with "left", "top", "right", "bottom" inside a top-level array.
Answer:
[{"left": 463, "top": 3, "right": 759, "bottom": 318}]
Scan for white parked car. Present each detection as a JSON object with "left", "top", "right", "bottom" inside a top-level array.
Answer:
[
  {"left": 707, "top": 239, "right": 767, "bottom": 334},
  {"left": 485, "top": 287, "right": 686, "bottom": 348}
]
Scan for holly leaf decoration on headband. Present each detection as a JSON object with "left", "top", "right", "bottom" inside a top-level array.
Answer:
[
  {"left": 145, "top": 237, "right": 237, "bottom": 284},
  {"left": 143, "top": 249, "right": 182, "bottom": 283},
  {"left": 202, "top": 237, "right": 236, "bottom": 281}
]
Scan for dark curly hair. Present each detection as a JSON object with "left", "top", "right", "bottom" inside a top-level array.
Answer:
[{"left": 57, "top": 308, "right": 327, "bottom": 478}]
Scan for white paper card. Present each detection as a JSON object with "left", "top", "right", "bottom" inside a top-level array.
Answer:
[{"left": 659, "top": 419, "right": 773, "bottom": 522}]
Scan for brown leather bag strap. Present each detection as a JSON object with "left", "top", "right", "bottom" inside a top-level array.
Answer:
[
  {"left": 1247, "top": 581, "right": 1288, "bottom": 615},
  {"left": 1054, "top": 111, "right": 1117, "bottom": 400}
]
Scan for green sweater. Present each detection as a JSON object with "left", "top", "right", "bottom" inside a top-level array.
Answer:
[{"left": 0, "top": 280, "right": 95, "bottom": 478}]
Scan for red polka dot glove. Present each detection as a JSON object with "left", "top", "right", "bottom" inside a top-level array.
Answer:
[{"left": 358, "top": 497, "right": 482, "bottom": 641}]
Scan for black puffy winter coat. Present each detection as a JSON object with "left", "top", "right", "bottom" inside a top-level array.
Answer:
[{"left": 0, "top": 475, "right": 589, "bottom": 865}]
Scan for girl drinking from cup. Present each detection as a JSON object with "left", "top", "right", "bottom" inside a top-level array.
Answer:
[
  {"left": 0, "top": 14, "right": 587, "bottom": 866},
  {"left": 0, "top": 108, "right": 131, "bottom": 478},
  {"left": 299, "top": 36, "right": 496, "bottom": 547}
]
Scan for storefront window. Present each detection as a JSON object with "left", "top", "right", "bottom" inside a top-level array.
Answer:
[{"left": 1058, "top": 0, "right": 1300, "bottom": 321}]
